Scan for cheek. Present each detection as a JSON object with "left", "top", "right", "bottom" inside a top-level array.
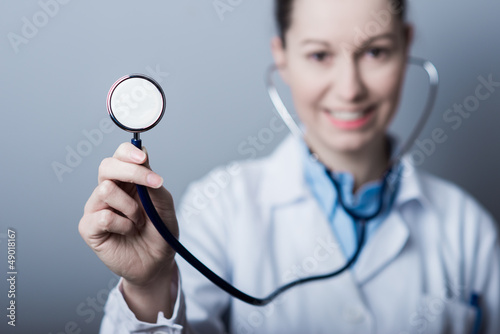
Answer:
[
  {"left": 288, "top": 68, "right": 326, "bottom": 119},
  {"left": 365, "top": 63, "right": 405, "bottom": 116}
]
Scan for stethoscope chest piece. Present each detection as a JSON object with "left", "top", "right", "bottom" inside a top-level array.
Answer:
[{"left": 107, "top": 74, "right": 166, "bottom": 134}]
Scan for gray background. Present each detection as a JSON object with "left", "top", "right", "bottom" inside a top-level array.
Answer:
[{"left": 0, "top": 0, "right": 499, "bottom": 332}]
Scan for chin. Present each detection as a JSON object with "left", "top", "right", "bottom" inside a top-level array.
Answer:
[
  {"left": 305, "top": 132, "right": 363, "bottom": 156},
  {"left": 325, "top": 131, "right": 374, "bottom": 152}
]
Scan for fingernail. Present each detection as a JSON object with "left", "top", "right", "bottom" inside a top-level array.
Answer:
[
  {"left": 131, "top": 150, "right": 146, "bottom": 163},
  {"left": 147, "top": 173, "right": 163, "bottom": 188}
]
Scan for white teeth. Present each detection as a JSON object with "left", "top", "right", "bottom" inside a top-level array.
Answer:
[{"left": 328, "top": 110, "right": 366, "bottom": 121}]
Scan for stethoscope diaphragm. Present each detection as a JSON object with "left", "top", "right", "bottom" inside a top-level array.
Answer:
[{"left": 107, "top": 74, "right": 166, "bottom": 134}]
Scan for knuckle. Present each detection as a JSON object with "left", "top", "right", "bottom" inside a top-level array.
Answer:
[
  {"left": 130, "top": 200, "right": 140, "bottom": 215},
  {"left": 98, "top": 158, "right": 112, "bottom": 176},
  {"left": 78, "top": 217, "right": 87, "bottom": 238},
  {"left": 99, "top": 210, "right": 114, "bottom": 231},
  {"left": 98, "top": 180, "right": 116, "bottom": 198},
  {"left": 126, "top": 200, "right": 143, "bottom": 225}
]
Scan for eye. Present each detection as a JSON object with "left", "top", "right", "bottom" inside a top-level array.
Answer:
[
  {"left": 309, "top": 51, "right": 331, "bottom": 63},
  {"left": 365, "top": 47, "right": 389, "bottom": 59}
]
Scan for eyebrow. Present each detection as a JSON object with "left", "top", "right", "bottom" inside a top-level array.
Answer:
[
  {"left": 301, "top": 33, "right": 397, "bottom": 49},
  {"left": 356, "top": 33, "right": 397, "bottom": 49},
  {"left": 301, "top": 39, "right": 330, "bottom": 47}
]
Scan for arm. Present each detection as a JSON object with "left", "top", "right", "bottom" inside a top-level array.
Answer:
[{"left": 79, "top": 143, "right": 190, "bottom": 332}]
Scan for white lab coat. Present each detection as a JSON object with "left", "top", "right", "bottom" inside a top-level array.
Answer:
[{"left": 101, "top": 135, "right": 500, "bottom": 334}]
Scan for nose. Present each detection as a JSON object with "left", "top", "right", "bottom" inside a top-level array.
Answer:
[{"left": 331, "top": 58, "right": 367, "bottom": 103}]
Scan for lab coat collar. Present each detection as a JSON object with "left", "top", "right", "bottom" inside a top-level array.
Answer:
[
  {"left": 392, "top": 157, "right": 436, "bottom": 216},
  {"left": 353, "top": 160, "right": 437, "bottom": 284},
  {"left": 259, "top": 134, "right": 433, "bottom": 213},
  {"left": 353, "top": 208, "right": 410, "bottom": 283}
]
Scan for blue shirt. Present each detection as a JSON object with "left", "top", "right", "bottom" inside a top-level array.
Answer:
[{"left": 300, "top": 140, "right": 402, "bottom": 260}]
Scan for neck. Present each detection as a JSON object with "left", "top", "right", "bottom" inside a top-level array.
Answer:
[{"left": 305, "top": 134, "right": 390, "bottom": 192}]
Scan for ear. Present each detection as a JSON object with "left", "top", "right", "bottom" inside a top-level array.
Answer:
[{"left": 270, "top": 36, "right": 290, "bottom": 84}]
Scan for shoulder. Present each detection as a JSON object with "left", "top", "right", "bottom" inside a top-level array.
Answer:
[
  {"left": 401, "top": 163, "right": 498, "bottom": 243},
  {"left": 177, "top": 135, "right": 303, "bottom": 222},
  {"left": 416, "top": 168, "right": 490, "bottom": 218}
]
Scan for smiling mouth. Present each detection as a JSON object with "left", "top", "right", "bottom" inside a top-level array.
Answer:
[{"left": 323, "top": 105, "right": 376, "bottom": 129}]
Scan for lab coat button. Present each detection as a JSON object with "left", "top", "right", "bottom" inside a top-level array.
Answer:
[{"left": 342, "top": 305, "right": 366, "bottom": 324}]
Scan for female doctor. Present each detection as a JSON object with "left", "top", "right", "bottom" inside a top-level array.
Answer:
[{"left": 79, "top": 0, "right": 500, "bottom": 333}]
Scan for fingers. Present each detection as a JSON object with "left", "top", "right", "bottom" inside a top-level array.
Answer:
[
  {"left": 97, "top": 142, "right": 161, "bottom": 188},
  {"left": 112, "top": 143, "right": 152, "bottom": 170},
  {"left": 79, "top": 209, "right": 139, "bottom": 246},
  {"left": 113, "top": 142, "right": 148, "bottom": 164},
  {"left": 98, "top": 156, "right": 163, "bottom": 189},
  {"left": 82, "top": 142, "right": 168, "bottom": 244},
  {"left": 84, "top": 180, "right": 142, "bottom": 222}
]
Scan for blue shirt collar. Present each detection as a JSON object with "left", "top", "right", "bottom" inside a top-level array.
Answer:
[{"left": 300, "top": 137, "right": 402, "bottom": 222}]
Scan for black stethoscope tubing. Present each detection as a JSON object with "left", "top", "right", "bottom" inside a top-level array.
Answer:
[
  {"left": 111, "top": 56, "right": 438, "bottom": 306},
  {"left": 132, "top": 135, "right": 392, "bottom": 306}
]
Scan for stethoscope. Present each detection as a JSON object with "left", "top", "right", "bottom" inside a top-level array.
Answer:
[{"left": 106, "top": 56, "right": 439, "bottom": 306}]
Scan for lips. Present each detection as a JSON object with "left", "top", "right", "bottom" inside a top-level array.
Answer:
[{"left": 323, "top": 105, "right": 376, "bottom": 130}]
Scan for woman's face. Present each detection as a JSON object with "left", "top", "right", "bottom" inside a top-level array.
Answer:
[{"left": 272, "top": 0, "right": 412, "bottom": 155}]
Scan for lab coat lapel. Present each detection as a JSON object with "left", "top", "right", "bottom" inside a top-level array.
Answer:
[
  {"left": 257, "top": 135, "right": 349, "bottom": 276},
  {"left": 353, "top": 208, "right": 410, "bottom": 284},
  {"left": 351, "top": 156, "right": 433, "bottom": 284}
]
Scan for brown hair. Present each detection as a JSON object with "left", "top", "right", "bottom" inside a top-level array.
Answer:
[{"left": 275, "top": 0, "right": 407, "bottom": 47}]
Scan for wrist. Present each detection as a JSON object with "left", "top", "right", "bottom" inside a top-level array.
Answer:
[
  {"left": 125, "top": 259, "right": 176, "bottom": 290},
  {"left": 122, "top": 261, "right": 178, "bottom": 322}
]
